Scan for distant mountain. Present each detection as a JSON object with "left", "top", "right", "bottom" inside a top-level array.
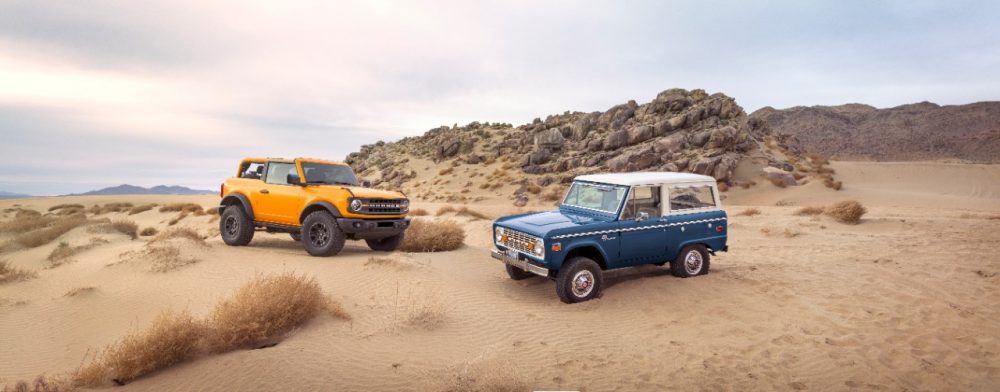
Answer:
[
  {"left": 0, "top": 190, "right": 32, "bottom": 199},
  {"left": 72, "top": 184, "right": 214, "bottom": 196},
  {"left": 750, "top": 101, "right": 1000, "bottom": 162}
]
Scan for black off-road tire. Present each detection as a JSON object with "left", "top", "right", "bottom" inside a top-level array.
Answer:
[
  {"left": 555, "top": 257, "right": 604, "bottom": 304},
  {"left": 505, "top": 264, "right": 535, "bottom": 280},
  {"left": 290, "top": 232, "right": 302, "bottom": 242},
  {"left": 220, "top": 205, "right": 254, "bottom": 246},
  {"left": 365, "top": 233, "right": 404, "bottom": 251},
  {"left": 301, "top": 211, "right": 346, "bottom": 257},
  {"left": 671, "top": 244, "right": 710, "bottom": 278}
]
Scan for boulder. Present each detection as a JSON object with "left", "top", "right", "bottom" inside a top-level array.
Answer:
[
  {"left": 691, "top": 156, "right": 722, "bottom": 176},
  {"left": 668, "top": 114, "right": 687, "bottom": 129},
  {"left": 690, "top": 130, "right": 712, "bottom": 147},
  {"left": 712, "top": 153, "right": 740, "bottom": 181},
  {"left": 603, "top": 129, "right": 629, "bottom": 150},
  {"left": 535, "top": 128, "right": 565, "bottom": 150},
  {"left": 653, "top": 133, "right": 687, "bottom": 154},
  {"left": 465, "top": 154, "right": 483, "bottom": 164},
  {"left": 629, "top": 151, "right": 659, "bottom": 170},
  {"left": 627, "top": 125, "right": 654, "bottom": 145},
  {"left": 763, "top": 167, "right": 797, "bottom": 186},
  {"left": 438, "top": 140, "right": 461, "bottom": 158},
  {"left": 607, "top": 154, "right": 630, "bottom": 171},
  {"left": 528, "top": 149, "right": 552, "bottom": 165}
]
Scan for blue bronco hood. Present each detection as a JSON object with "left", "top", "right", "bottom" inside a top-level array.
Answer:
[{"left": 494, "top": 208, "right": 614, "bottom": 237}]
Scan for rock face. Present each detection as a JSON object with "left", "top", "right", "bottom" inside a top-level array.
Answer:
[
  {"left": 346, "top": 88, "right": 770, "bottom": 188},
  {"left": 751, "top": 101, "right": 1000, "bottom": 163}
]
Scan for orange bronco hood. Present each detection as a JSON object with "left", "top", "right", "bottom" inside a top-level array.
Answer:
[{"left": 340, "top": 186, "right": 406, "bottom": 199}]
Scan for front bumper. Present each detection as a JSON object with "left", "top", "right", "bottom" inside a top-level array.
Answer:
[
  {"left": 337, "top": 218, "right": 410, "bottom": 239},
  {"left": 491, "top": 248, "right": 549, "bottom": 277}
]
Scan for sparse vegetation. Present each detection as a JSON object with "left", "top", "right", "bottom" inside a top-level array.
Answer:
[
  {"left": 526, "top": 184, "right": 541, "bottom": 194},
  {"left": 438, "top": 167, "right": 454, "bottom": 176},
  {"left": 794, "top": 206, "right": 825, "bottom": 216},
  {"left": 93, "top": 219, "right": 139, "bottom": 239},
  {"left": 72, "top": 273, "right": 347, "bottom": 387},
  {"left": 365, "top": 256, "right": 396, "bottom": 267},
  {"left": 158, "top": 203, "right": 205, "bottom": 214},
  {"left": 64, "top": 286, "right": 97, "bottom": 297},
  {"left": 0, "top": 211, "right": 55, "bottom": 234},
  {"left": 152, "top": 228, "right": 205, "bottom": 245},
  {"left": 47, "top": 238, "right": 109, "bottom": 268},
  {"left": 4, "top": 214, "right": 90, "bottom": 250},
  {"left": 139, "top": 227, "right": 158, "bottom": 237},
  {"left": 399, "top": 219, "right": 465, "bottom": 252},
  {"left": 88, "top": 203, "right": 134, "bottom": 215},
  {"left": 436, "top": 206, "right": 490, "bottom": 220},
  {"left": 825, "top": 200, "right": 867, "bottom": 224},
  {"left": 409, "top": 208, "right": 429, "bottom": 216},
  {"left": 0, "top": 259, "right": 38, "bottom": 284},
  {"left": 127, "top": 204, "right": 156, "bottom": 215},
  {"left": 436, "top": 206, "right": 456, "bottom": 216},
  {"left": 48, "top": 204, "right": 84, "bottom": 212},
  {"left": 167, "top": 212, "right": 189, "bottom": 226},
  {"left": 783, "top": 228, "right": 801, "bottom": 238},
  {"left": 737, "top": 208, "right": 761, "bottom": 216}
]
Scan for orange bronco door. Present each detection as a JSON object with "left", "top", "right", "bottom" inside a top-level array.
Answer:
[{"left": 256, "top": 161, "right": 307, "bottom": 225}]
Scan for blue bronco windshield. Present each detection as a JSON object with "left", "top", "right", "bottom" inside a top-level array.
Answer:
[{"left": 562, "top": 181, "right": 628, "bottom": 214}]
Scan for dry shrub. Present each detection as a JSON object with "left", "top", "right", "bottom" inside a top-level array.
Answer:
[
  {"left": 759, "top": 228, "right": 771, "bottom": 236},
  {"left": 47, "top": 238, "right": 109, "bottom": 268},
  {"left": 739, "top": 180, "right": 757, "bottom": 189},
  {"left": 409, "top": 208, "right": 429, "bottom": 216},
  {"left": 365, "top": 256, "right": 396, "bottom": 267},
  {"left": 74, "top": 310, "right": 205, "bottom": 387},
  {"left": 795, "top": 206, "right": 825, "bottom": 216},
  {"left": 737, "top": 208, "right": 761, "bottom": 216},
  {"left": 438, "top": 167, "right": 454, "bottom": 176},
  {"left": 455, "top": 206, "right": 489, "bottom": 220},
  {"left": 167, "top": 211, "right": 189, "bottom": 226},
  {"left": 406, "top": 296, "right": 447, "bottom": 330},
  {"left": 203, "top": 207, "right": 218, "bottom": 216},
  {"left": 768, "top": 177, "right": 788, "bottom": 188},
  {"left": 0, "top": 259, "right": 37, "bottom": 284},
  {"left": 127, "top": 204, "right": 156, "bottom": 215},
  {"left": 64, "top": 286, "right": 97, "bottom": 297},
  {"left": 93, "top": 219, "right": 139, "bottom": 239},
  {"left": 783, "top": 228, "right": 801, "bottom": 238},
  {"left": 823, "top": 178, "right": 843, "bottom": 190},
  {"left": 526, "top": 185, "right": 541, "bottom": 194},
  {"left": 400, "top": 219, "right": 464, "bottom": 252},
  {"left": 478, "top": 182, "right": 491, "bottom": 190},
  {"left": 48, "top": 204, "right": 84, "bottom": 212},
  {"left": 825, "top": 200, "right": 867, "bottom": 224},
  {"left": 207, "top": 274, "right": 328, "bottom": 352},
  {"left": 115, "top": 244, "right": 198, "bottom": 272},
  {"left": 0, "top": 212, "right": 55, "bottom": 234},
  {"left": 139, "top": 227, "right": 158, "bottom": 237},
  {"left": 158, "top": 203, "right": 204, "bottom": 214},
  {"left": 541, "top": 187, "right": 565, "bottom": 202},
  {"left": 7, "top": 214, "right": 89, "bottom": 249},
  {"left": 436, "top": 206, "right": 456, "bottom": 216},
  {"left": 152, "top": 228, "right": 206, "bottom": 245},
  {"left": 88, "top": 203, "right": 134, "bottom": 215}
]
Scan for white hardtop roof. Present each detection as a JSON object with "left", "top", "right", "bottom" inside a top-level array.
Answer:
[{"left": 574, "top": 171, "right": 716, "bottom": 186}]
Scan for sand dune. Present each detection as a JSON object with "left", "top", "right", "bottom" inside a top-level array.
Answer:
[{"left": 1, "top": 162, "right": 998, "bottom": 391}]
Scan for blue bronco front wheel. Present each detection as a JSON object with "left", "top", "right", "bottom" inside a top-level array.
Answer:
[{"left": 556, "top": 257, "right": 603, "bottom": 304}]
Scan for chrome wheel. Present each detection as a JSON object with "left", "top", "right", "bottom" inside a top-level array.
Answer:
[
  {"left": 684, "top": 250, "right": 703, "bottom": 275},
  {"left": 224, "top": 216, "right": 239, "bottom": 237},
  {"left": 308, "top": 223, "right": 330, "bottom": 247},
  {"left": 571, "top": 270, "right": 595, "bottom": 298}
]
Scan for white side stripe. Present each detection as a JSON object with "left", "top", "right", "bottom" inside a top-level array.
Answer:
[{"left": 550, "top": 217, "right": 727, "bottom": 239}]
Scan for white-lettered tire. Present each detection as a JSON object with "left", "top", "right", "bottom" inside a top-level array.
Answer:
[
  {"left": 671, "top": 244, "right": 710, "bottom": 278},
  {"left": 220, "top": 205, "right": 254, "bottom": 246},
  {"left": 301, "top": 211, "right": 346, "bottom": 256},
  {"left": 505, "top": 264, "right": 535, "bottom": 280},
  {"left": 365, "top": 233, "right": 404, "bottom": 251},
  {"left": 555, "top": 257, "right": 603, "bottom": 304}
]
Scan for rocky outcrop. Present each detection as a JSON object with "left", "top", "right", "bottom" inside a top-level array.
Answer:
[{"left": 346, "top": 88, "right": 770, "bottom": 188}]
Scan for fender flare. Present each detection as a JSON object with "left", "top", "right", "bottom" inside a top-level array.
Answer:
[
  {"left": 557, "top": 240, "right": 612, "bottom": 270},
  {"left": 220, "top": 193, "right": 255, "bottom": 221},
  {"left": 299, "top": 201, "right": 343, "bottom": 223}
]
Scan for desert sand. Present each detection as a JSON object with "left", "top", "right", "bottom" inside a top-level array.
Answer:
[{"left": 1, "top": 161, "right": 999, "bottom": 391}]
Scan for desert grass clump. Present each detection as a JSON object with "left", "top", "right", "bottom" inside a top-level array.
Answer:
[
  {"left": 7, "top": 214, "right": 89, "bottom": 250},
  {"left": 87, "top": 202, "right": 134, "bottom": 215},
  {"left": 438, "top": 167, "right": 454, "bottom": 176},
  {"left": 158, "top": 203, "right": 204, "bottom": 214},
  {"left": 0, "top": 212, "right": 54, "bottom": 234},
  {"left": 399, "top": 219, "right": 465, "bottom": 252},
  {"left": 783, "top": 228, "right": 801, "bottom": 238},
  {"left": 365, "top": 256, "right": 396, "bottom": 267},
  {"left": 737, "top": 208, "right": 761, "bottom": 217},
  {"left": 436, "top": 205, "right": 457, "bottom": 216},
  {"left": 455, "top": 206, "right": 489, "bottom": 220},
  {"left": 93, "top": 219, "right": 139, "bottom": 239},
  {"left": 167, "top": 211, "right": 189, "bottom": 226},
  {"left": 139, "top": 227, "right": 158, "bottom": 237},
  {"left": 541, "top": 187, "right": 566, "bottom": 202},
  {"left": 794, "top": 206, "right": 825, "bottom": 216},
  {"left": 127, "top": 204, "right": 156, "bottom": 215},
  {"left": 825, "top": 200, "right": 867, "bottom": 224},
  {"left": 64, "top": 286, "right": 97, "bottom": 297},
  {"left": 0, "top": 259, "right": 38, "bottom": 284},
  {"left": 526, "top": 184, "right": 541, "bottom": 194},
  {"left": 406, "top": 296, "right": 447, "bottom": 330},
  {"left": 47, "top": 238, "right": 109, "bottom": 268},
  {"left": 409, "top": 208, "right": 429, "bottom": 216},
  {"left": 73, "top": 310, "right": 205, "bottom": 387},
  {"left": 207, "top": 274, "right": 328, "bottom": 352},
  {"left": 48, "top": 204, "right": 84, "bottom": 212}
]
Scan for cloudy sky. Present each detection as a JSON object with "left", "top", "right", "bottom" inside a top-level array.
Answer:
[{"left": 1, "top": 0, "right": 997, "bottom": 195}]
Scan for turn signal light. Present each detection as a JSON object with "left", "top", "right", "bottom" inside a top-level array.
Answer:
[
  {"left": 527, "top": 243, "right": 535, "bottom": 250},
  {"left": 501, "top": 234, "right": 508, "bottom": 242},
  {"left": 551, "top": 243, "right": 561, "bottom": 252}
]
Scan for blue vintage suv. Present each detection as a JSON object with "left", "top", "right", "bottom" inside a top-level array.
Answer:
[{"left": 491, "top": 172, "right": 728, "bottom": 303}]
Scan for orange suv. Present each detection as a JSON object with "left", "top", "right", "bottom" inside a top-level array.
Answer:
[{"left": 218, "top": 157, "right": 410, "bottom": 256}]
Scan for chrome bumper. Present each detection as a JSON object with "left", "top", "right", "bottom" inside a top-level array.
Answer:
[{"left": 491, "top": 248, "right": 549, "bottom": 277}]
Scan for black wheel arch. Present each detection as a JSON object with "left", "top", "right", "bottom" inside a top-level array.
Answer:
[
  {"left": 560, "top": 245, "right": 607, "bottom": 270},
  {"left": 220, "top": 193, "right": 254, "bottom": 221},
  {"left": 299, "top": 201, "right": 343, "bottom": 224}
]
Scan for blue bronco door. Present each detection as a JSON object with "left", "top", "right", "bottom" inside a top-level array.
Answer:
[{"left": 617, "top": 186, "right": 668, "bottom": 266}]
